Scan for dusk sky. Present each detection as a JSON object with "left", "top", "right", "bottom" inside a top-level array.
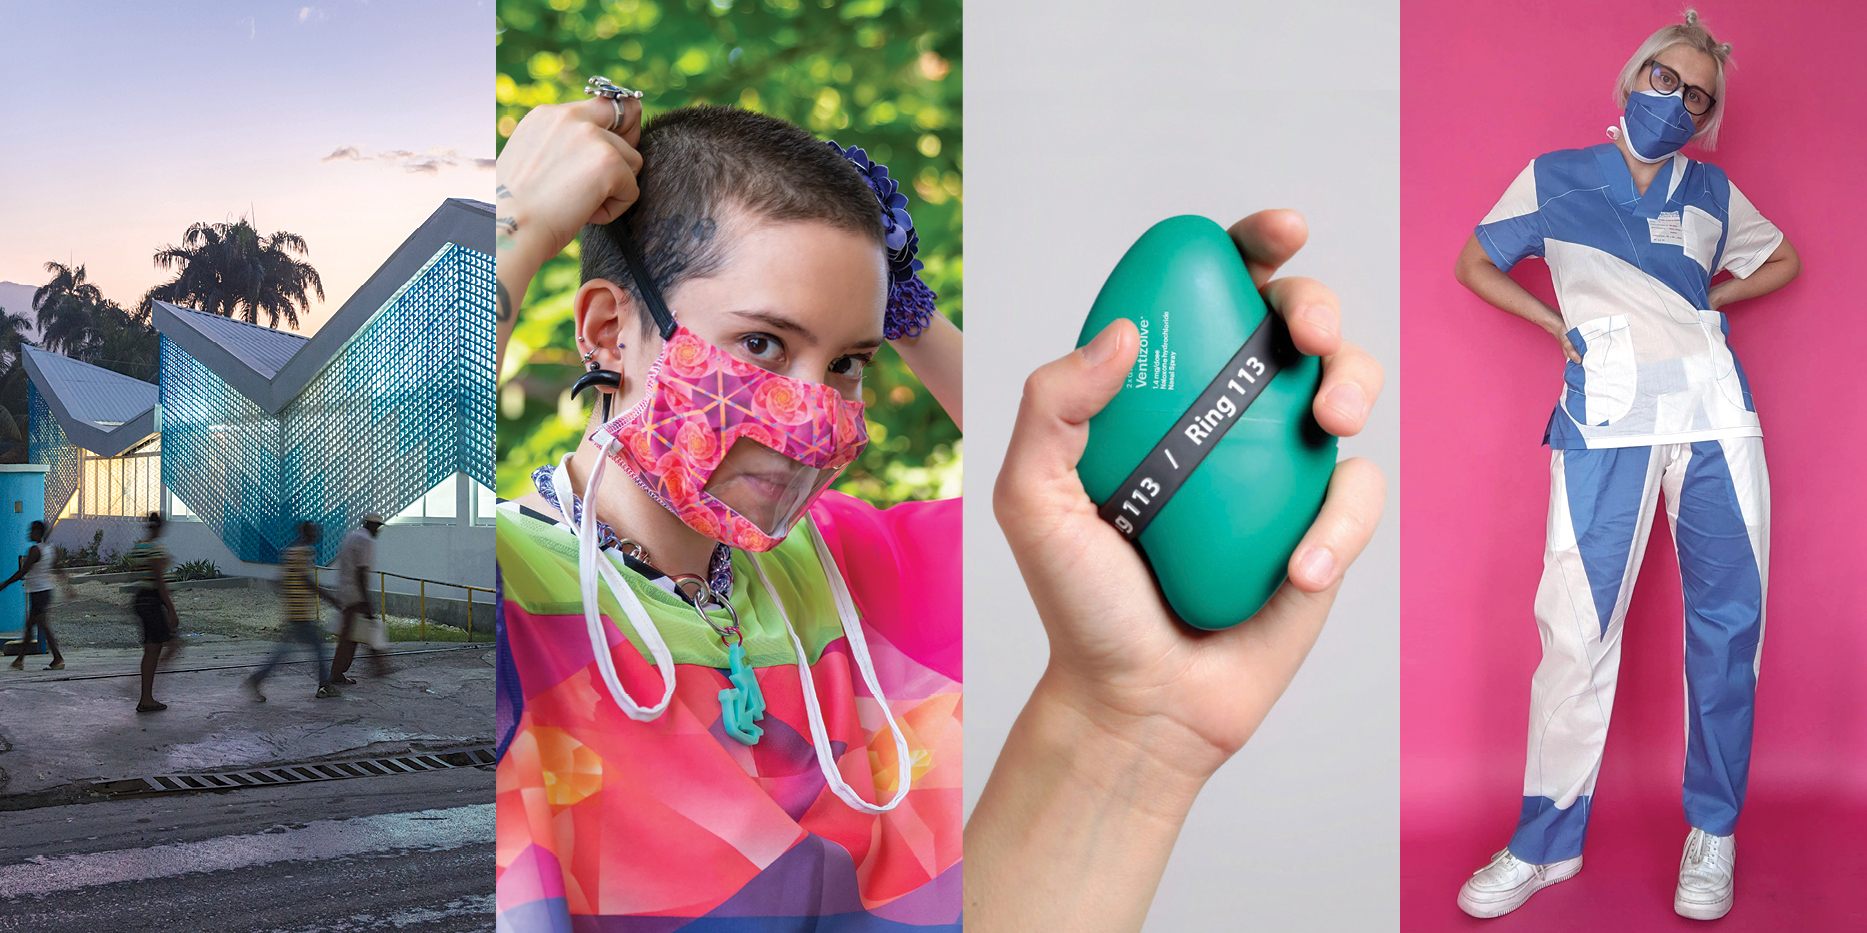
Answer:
[{"left": 0, "top": 1, "right": 490, "bottom": 335}]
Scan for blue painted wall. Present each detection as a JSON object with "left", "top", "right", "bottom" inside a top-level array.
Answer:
[{"left": 0, "top": 466, "right": 48, "bottom": 647}]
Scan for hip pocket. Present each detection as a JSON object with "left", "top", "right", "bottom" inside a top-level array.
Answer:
[{"left": 1564, "top": 315, "right": 1636, "bottom": 426}]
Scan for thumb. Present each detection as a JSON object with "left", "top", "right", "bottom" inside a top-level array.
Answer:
[{"left": 994, "top": 319, "right": 1138, "bottom": 526}]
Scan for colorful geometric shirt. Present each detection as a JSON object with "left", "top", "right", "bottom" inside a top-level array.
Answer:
[
  {"left": 495, "top": 490, "right": 963, "bottom": 931},
  {"left": 1476, "top": 145, "right": 1784, "bottom": 449},
  {"left": 281, "top": 543, "right": 319, "bottom": 623},
  {"left": 128, "top": 540, "right": 167, "bottom": 592}
]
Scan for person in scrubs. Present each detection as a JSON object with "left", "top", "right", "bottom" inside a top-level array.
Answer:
[{"left": 1451, "top": 10, "right": 1799, "bottom": 922}]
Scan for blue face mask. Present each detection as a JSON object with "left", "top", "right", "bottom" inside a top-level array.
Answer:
[{"left": 1621, "top": 89, "right": 1698, "bottom": 163}]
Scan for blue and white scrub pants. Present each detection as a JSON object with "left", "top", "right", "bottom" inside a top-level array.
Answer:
[{"left": 1509, "top": 437, "right": 1768, "bottom": 864}]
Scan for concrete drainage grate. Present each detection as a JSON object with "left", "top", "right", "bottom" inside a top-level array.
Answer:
[{"left": 91, "top": 746, "right": 496, "bottom": 798}]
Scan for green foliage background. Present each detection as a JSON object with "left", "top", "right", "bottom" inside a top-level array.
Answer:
[{"left": 495, "top": 0, "right": 962, "bottom": 507}]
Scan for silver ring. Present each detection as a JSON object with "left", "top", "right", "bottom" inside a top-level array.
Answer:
[
  {"left": 669, "top": 574, "right": 742, "bottom": 644},
  {"left": 585, "top": 76, "right": 644, "bottom": 100},
  {"left": 585, "top": 77, "right": 643, "bottom": 135}
]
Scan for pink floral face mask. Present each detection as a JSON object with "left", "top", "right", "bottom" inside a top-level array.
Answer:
[{"left": 593, "top": 324, "right": 868, "bottom": 551}]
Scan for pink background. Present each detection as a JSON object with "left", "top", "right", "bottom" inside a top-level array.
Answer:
[{"left": 1402, "top": 2, "right": 1867, "bottom": 929}]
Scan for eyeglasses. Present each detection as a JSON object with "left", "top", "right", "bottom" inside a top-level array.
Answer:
[{"left": 1645, "top": 60, "right": 1716, "bottom": 116}]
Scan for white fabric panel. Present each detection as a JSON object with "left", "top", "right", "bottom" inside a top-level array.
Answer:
[
  {"left": 1718, "top": 182, "right": 1785, "bottom": 278},
  {"left": 1663, "top": 152, "right": 1689, "bottom": 202},
  {"left": 1574, "top": 314, "right": 1636, "bottom": 425},
  {"left": 1681, "top": 205, "right": 1722, "bottom": 273},
  {"left": 1543, "top": 239, "right": 1761, "bottom": 447},
  {"left": 1717, "top": 436, "right": 1771, "bottom": 678},
  {"left": 1481, "top": 161, "right": 1540, "bottom": 224},
  {"left": 1523, "top": 446, "right": 1665, "bottom": 806}
]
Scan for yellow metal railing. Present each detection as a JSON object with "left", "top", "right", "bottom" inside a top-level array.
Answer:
[{"left": 312, "top": 566, "right": 494, "bottom": 642}]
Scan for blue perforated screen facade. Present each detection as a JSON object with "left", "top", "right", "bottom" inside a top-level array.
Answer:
[
  {"left": 27, "top": 383, "right": 80, "bottom": 525},
  {"left": 160, "top": 243, "right": 495, "bottom": 564}
]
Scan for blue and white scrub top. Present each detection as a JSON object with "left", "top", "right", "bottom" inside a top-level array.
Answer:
[{"left": 1477, "top": 144, "right": 1784, "bottom": 449}]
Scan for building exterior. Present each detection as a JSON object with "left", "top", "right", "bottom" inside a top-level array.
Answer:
[{"left": 24, "top": 198, "right": 494, "bottom": 587}]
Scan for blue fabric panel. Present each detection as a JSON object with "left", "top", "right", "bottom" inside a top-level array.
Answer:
[
  {"left": 498, "top": 897, "right": 575, "bottom": 933},
  {"left": 1476, "top": 213, "right": 1545, "bottom": 273},
  {"left": 1510, "top": 795, "right": 1592, "bottom": 863},
  {"left": 1561, "top": 327, "right": 1589, "bottom": 424},
  {"left": 1587, "top": 145, "right": 1642, "bottom": 208},
  {"left": 572, "top": 916, "right": 959, "bottom": 932},
  {"left": 529, "top": 844, "right": 962, "bottom": 932},
  {"left": 1530, "top": 145, "right": 1721, "bottom": 310},
  {"left": 701, "top": 834, "right": 869, "bottom": 919},
  {"left": 1632, "top": 152, "right": 1675, "bottom": 218},
  {"left": 1543, "top": 404, "right": 1584, "bottom": 448},
  {"left": 496, "top": 565, "right": 521, "bottom": 760},
  {"left": 580, "top": 917, "right": 960, "bottom": 932},
  {"left": 656, "top": 918, "right": 959, "bottom": 932},
  {"left": 1674, "top": 441, "right": 1763, "bottom": 836},
  {"left": 1561, "top": 446, "right": 1652, "bottom": 638},
  {"left": 1703, "top": 163, "right": 1734, "bottom": 273}
]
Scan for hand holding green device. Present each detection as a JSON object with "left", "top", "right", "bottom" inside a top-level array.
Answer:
[{"left": 1075, "top": 215, "right": 1337, "bottom": 629}]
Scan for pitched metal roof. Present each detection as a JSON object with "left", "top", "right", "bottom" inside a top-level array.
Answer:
[
  {"left": 21, "top": 345, "right": 159, "bottom": 457},
  {"left": 151, "top": 198, "right": 494, "bottom": 415},
  {"left": 151, "top": 302, "right": 307, "bottom": 378}
]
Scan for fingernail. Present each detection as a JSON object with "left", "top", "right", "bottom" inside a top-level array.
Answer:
[
  {"left": 1079, "top": 323, "right": 1123, "bottom": 366},
  {"left": 1297, "top": 306, "right": 1339, "bottom": 340},
  {"left": 1324, "top": 383, "right": 1366, "bottom": 422},
  {"left": 1296, "top": 546, "right": 1336, "bottom": 586}
]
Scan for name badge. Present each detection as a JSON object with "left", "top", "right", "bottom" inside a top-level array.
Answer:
[{"left": 1647, "top": 211, "right": 1684, "bottom": 247}]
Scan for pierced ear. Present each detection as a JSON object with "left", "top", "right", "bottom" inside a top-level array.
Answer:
[
  {"left": 572, "top": 279, "right": 640, "bottom": 425},
  {"left": 572, "top": 278, "right": 635, "bottom": 370}
]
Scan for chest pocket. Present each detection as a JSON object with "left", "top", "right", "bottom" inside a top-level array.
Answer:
[
  {"left": 1564, "top": 315, "right": 1636, "bottom": 427},
  {"left": 1681, "top": 205, "right": 1723, "bottom": 273}
]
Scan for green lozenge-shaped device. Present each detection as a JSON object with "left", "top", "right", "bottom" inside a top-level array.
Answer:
[{"left": 1076, "top": 215, "right": 1336, "bottom": 630}]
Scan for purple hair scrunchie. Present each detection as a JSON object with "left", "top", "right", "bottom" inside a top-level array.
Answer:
[{"left": 829, "top": 141, "right": 940, "bottom": 340}]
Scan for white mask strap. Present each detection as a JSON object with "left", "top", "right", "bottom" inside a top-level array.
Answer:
[
  {"left": 748, "top": 530, "right": 913, "bottom": 814},
  {"left": 554, "top": 450, "right": 675, "bottom": 721}
]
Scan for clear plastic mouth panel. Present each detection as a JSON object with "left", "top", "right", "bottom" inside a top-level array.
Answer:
[{"left": 703, "top": 436, "right": 841, "bottom": 536}]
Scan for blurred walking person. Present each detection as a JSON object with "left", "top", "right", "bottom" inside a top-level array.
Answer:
[
  {"left": 330, "top": 512, "right": 390, "bottom": 684},
  {"left": 245, "top": 521, "right": 341, "bottom": 702},
  {"left": 0, "top": 521, "right": 65, "bottom": 671},
  {"left": 130, "top": 513, "right": 182, "bottom": 712}
]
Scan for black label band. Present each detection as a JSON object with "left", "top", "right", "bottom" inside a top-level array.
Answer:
[{"left": 1096, "top": 314, "right": 1294, "bottom": 541}]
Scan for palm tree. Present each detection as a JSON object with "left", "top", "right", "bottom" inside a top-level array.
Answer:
[
  {"left": 0, "top": 305, "right": 33, "bottom": 372},
  {"left": 33, "top": 261, "right": 105, "bottom": 356},
  {"left": 0, "top": 304, "right": 31, "bottom": 463},
  {"left": 87, "top": 304, "right": 160, "bottom": 382},
  {"left": 144, "top": 218, "right": 324, "bottom": 329},
  {"left": 30, "top": 262, "right": 158, "bottom": 382}
]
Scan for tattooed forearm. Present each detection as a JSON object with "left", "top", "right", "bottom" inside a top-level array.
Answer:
[
  {"left": 495, "top": 187, "right": 517, "bottom": 249},
  {"left": 496, "top": 214, "right": 517, "bottom": 254},
  {"left": 497, "top": 279, "right": 515, "bottom": 323}
]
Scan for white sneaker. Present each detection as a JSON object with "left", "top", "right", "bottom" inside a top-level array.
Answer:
[
  {"left": 1675, "top": 828, "right": 1735, "bottom": 920},
  {"left": 1456, "top": 848, "right": 1583, "bottom": 918}
]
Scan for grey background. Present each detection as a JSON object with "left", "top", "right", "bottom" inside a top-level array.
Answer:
[{"left": 963, "top": 2, "right": 1399, "bottom": 929}]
